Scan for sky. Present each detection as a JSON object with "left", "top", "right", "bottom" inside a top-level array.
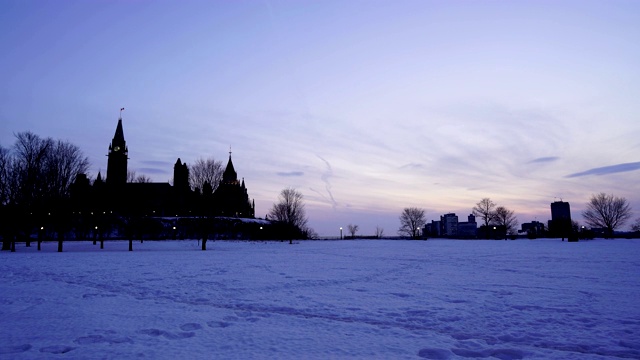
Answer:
[{"left": 1, "top": 0, "right": 639, "bottom": 236}]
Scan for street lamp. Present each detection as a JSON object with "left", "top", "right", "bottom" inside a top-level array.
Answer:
[{"left": 340, "top": 227, "right": 343, "bottom": 240}]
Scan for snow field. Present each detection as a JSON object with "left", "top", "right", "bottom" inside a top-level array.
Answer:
[{"left": 1, "top": 239, "right": 639, "bottom": 359}]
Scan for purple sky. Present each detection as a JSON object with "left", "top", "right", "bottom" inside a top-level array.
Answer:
[{"left": 1, "top": 1, "right": 639, "bottom": 236}]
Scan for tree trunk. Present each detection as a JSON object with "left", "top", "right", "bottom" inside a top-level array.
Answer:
[
  {"left": 11, "top": 241, "right": 16, "bottom": 252},
  {"left": 37, "top": 240, "right": 41, "bottom": 251},
  {"left": 100, "top": 238, "right": 104, "bottom": 249},
  {"left": 129, "top": 239, "right": 133, "bottom": 251},
  {"left": 26, "top": 239, "right": 31, "bottom": 247},
  {"left": 202, "top": 238, "right": 207, "bottom": 251},
  {"left": 57, "top": 240, "right": 63, "bottom": 252}
]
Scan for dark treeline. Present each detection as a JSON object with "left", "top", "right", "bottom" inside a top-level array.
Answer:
[
  {"left": 0, "top": 131, "right": 312, "bottom": 252},
  {"left": 0, "top": 132, "right": 89, "bottom": 251}
]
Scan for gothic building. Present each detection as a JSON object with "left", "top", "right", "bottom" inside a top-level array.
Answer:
[
  {"left": 211, "top": 154, "right": 255, "bottom": 217},
  {"left": 73, "top": 115, "right": 255, "bottom": 220}
]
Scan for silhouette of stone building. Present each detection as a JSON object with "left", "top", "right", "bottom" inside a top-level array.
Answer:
[
  {"left": 106, "top": 118, "right": 128, "bottom": 186},
  {"left": 73, "top": 115, "right": 255, "bottom": 221},
  {"left": 211, "top": 154, "right": 255, "bottom": 218}
]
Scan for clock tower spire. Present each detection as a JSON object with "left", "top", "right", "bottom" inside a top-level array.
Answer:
[{"left": 106, "top": 108, "right": 128, "bottom": 186}]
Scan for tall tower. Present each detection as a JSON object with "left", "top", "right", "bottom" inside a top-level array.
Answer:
[
  {"left": 550, "top": 200, "right": 572, "bottom": 239},
  {"left": 106, "top": 114, "right": 128, "bottom": 186},
  {"left": 173, "top": 158, "right": 189, "bottom": 191}
]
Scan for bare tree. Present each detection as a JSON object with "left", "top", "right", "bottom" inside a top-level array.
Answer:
[
  {"left": 45, "top": 140, "right": 90, "bottom": 199},
  {"left": 582, "top": 193, "right": 632, "bottom": 237},
  {"left": 268, "top": 187, "right": 311, "bottom": 241},
  {"left": 473, "top": 198, "right": 496, "bottom": 239},
  {"left": 190, "top": 157, "right": 223, "bottom": 193},
  {"left": 347, "top": 224, "right": 359, "bottom": 238},
  {"left": 0, "top": 145, "right": 11, "bottom": 206},
  {"left": 375, "top": 226, "right": 384, "bottom": 239},
  {"left": 135, "top": 174, "right": 152, "bottom": 183},
  {"left": 126, "top": 171, "right": 152, "bottom": 184},
  {"left": 2, "top": 133, "right": 89, "bottom": 251},
  {"left": 632, "top": 218, "right": 640, "bottom": 232},
  {"left": 493, "top": 206, "right": 518, "bottom": 238},
  {"left": 0, "top": 145, "right": 14, "bottom": 250},
  {"left": 127, "top": 170, "right": 137, "bottom": 183},
  {"left": 12, "top": 132, "right": 53, "bottom": 207},
  {"left": 398, "top": 207, "right": 426, "bottom": 239}
]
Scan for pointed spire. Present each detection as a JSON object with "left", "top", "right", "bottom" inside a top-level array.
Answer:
[
  {"left": 113, "top": 119, "right": 125, "bottom": 145},
  {"left": 95, "top": 171, "right": 104, "bottom": 185},
  {"left": 222, "top": 152, "right": 237, "bottom": 184}
]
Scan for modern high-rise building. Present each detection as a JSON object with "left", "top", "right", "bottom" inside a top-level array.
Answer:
[
  {"left": 550, "top": 201, "right": 572, "bottom": 238},
  {"left": 441, "top": 213, "right": 458, "bottom": 236}
]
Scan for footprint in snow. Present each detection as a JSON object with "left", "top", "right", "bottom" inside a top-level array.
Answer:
[
  {"left": 0, "top": 344, "right": 32, "bottom": 354},
  {"left": 138, "top": 328, "right": 195, "bottom": 340},
  {"left": 40, "top": 345, "right": 76, "bottom": 354},
  {"left": 417, "top": 348, "right": 451, "bottom": 359},
  {"left": 74, "top": 335, "right": 107, "bottom": 345},
  {"left": 207, "top": 321, "right": 233, "bottom": 328},
  {"left": 74, "top": 334, "right": 132, "bottom": 345},
  {"left": 180, "top": 323, "right": 202, "bottom": 331}
]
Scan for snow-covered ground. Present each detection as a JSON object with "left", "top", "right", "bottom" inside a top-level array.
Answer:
[{"left": 1, "top": 239, "right": 639, "bottom": 359}]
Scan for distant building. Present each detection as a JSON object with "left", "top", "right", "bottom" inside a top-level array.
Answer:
[
  {"left": 424, "top": 220, "right": 441, "bottom": 237},
  {"left": 211, "top": 155, "right": 255, "bottom": 218},
  {"left": 441, "top": 213, "right": 458, "bottom": 237},
  {"left": 520, "top": 221, "right": 545, "bottom": 237},
  {"left": 549, "top": 201, "right": 572, "bottom": 239},
  {"left": 457, "top": 214, "right": 478, "bottom": 238},
  {"left": 423, "top": 213, "right": 477, "bottom": 238},
  {"left": 72, "top": 115, "right": 255, "bottom": 220}
]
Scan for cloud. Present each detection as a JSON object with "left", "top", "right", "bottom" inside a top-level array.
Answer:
[
  {"left": 140, "top": 160, "right": 173, "bottom": 167},
  {"left": 316, "top": 155, "right": 338, "bottom": 210},
  {"left": 400, "top": 163, "right": 425, "bottom": 170},
  {"left": 277, "top": 171, "right": 304, "bottom": 177},
  {"left": 138, "top": 167, "right": 169, "bottom": 175},
  {"left": 566, "top": 162, "right": 640, "bottom": 178},
  {"left": 528, "top": 156, "right": 559, "bottom": 164}
]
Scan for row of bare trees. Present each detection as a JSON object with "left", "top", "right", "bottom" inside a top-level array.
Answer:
[
  {"left": 1, "top": 132, "right": 90, "bottom": 250},
  {"left": 397, "top": 193, "right": 636, "bottom": 240},
  {"left": 1, "top": 132, "right": 89, "bottom": 207},
  {"left": 472, "top": 198, "right": 518, "bottom": 239}
]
